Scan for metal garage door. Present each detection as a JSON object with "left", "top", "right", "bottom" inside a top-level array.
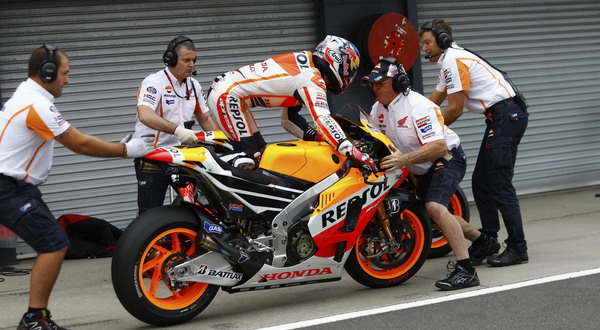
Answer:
[
  {"left": 0, "top": 0, "right": 318, "bottom": 256},
  {"left": 416, "top": 0, "right": 600, "bottom": 200}
]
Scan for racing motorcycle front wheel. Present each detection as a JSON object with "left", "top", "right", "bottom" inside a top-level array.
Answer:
[
  {"left": 111, "top": 206, "right": 219, "bottom": 326},
  {"left": 345, "top": 202, "right": 431, "bottom": 288}
]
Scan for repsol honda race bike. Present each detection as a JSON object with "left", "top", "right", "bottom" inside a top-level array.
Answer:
[{"left": 111, "top": 107, "right": 432, "bottom": 326}]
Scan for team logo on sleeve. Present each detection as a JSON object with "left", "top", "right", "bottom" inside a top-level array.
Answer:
[
  {"left": 416, "top": 116, "right": 432, "bottom": 134},
  {"left": 49, "top": 105, "right": 59, "bottom": 113},
  {"left": 54, "top": 114, "right": 66, "bottom": 126},
  {"left": 443, "top": 68, "right": 453, "bottom": 84},
  {"left": 143, "top": 94, "right": 157, "bottom": 105},
  {"left": 146, "top": 86, "right": 157, "bottom": 94}
]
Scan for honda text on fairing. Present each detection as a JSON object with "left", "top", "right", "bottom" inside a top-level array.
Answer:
[{"left": 111, "top": 106, "right": 432, "bottom": 326}]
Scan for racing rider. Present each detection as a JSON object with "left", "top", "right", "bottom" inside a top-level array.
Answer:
[{"left": 207, "top": 35, "right": 375, "bottom": 171}]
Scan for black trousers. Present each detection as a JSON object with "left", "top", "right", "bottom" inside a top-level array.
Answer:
[{"left": 472, "top": 102, "right": 529, "bottom": 253}]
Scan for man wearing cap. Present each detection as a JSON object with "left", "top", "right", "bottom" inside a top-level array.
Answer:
[{"left": 363, "top": 57, "right": 480, "bottom": 290}]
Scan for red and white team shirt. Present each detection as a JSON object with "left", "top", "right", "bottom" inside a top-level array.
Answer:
[
  {"left": 0, "top": 79, "right": 71, "bottom": 185},
  {"left": 207, "top": 51, "right": 347, "bottom": 148},
  {"left": 134, "top": 68, "right": 210, "bottom": 147},
  {"left": 370, "top": 91, "right": 460, "bottom": 175},
  {"left": 435, "top": 43, "right": 515, "bottom": 114}
]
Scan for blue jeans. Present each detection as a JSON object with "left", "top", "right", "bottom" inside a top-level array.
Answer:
[{"left": 472, "top": 103, "right": 529, "bottom": 253}]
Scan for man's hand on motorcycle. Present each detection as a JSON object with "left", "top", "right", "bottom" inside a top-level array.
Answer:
[
  {"left": 174, "top": 126, "right": 199, "bottom": 144},
  {"left": 121, "top": 134, "right": 155, "bottom": 158},
  {"left": 380, "top": 145, "right": 409, "bottom": 171}
]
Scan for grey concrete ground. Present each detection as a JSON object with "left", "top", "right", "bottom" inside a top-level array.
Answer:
[{"left": 0, "top": 185, "right": 599, "bottom": 330}]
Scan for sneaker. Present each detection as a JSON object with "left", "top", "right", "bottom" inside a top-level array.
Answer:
[
  {"left": 17, "top": 310, "right": 69, "bottom": 330},
  {"left": 487, "top": 247, "right": 528, "bottom": 267},
  {"left": 435, "top": 261, "right": 480, "bottom": 291},
  {"left": 468, "top": 237, "right": 501, "bottom": 266}
]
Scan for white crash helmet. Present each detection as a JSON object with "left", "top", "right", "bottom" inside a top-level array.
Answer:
[{"left": 313, "top": 35, "right": 361, "bottom": 95}]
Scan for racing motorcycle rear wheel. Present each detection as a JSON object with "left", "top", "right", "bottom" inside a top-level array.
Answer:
[
  {"left": 428, "top": 186, "right": 470, "bottom": 258},
  {"left": 111, "top": 206, "right": 219, "bottom": 326},
  {"left": 345, "top": 202, "right": 431, "bottom": 288}
]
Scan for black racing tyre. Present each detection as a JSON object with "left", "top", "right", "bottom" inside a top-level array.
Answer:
[
  {"left": 345, "top": 202, "right": 431, "bottom": 288},
  {"left": 428, "top": 186, "right": 470, "bottom": 258},
  {"left": 111, "top": 205, "right": 219, "bottom": 326}
]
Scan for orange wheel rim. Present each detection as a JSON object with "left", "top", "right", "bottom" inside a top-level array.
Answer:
[
  {"left": 431, "top": 237, "right": 448, "bottom": 249},
  {"left": 448, "top": 193, "right": 463, "bottom": 217},
  {"left": 355, "top": 209, "right": 425, "bottom": 279},
  {"left": 138, "top": 228, "right": 209, "bottom": 310}
]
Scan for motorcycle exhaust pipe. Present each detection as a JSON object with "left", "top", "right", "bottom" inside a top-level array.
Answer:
[
  {"left": 197, "top": 233, "right": 222, "bottom": 252},
  {"left": 196, "top": 228, "right": 265, "bottom": 278}
]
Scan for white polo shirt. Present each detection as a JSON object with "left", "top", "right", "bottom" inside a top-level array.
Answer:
[
  {"left": 370, "top": 91, "right": 460, "bottom": 175},
  {"left": 435, "top": 43, "right": 515, "bottom": 114},
  {"left": 134, "top": 68, "right": 210, "bottom": 147},
  {"left": 0, "top": 78, "right": 71, "bottom": 185}
]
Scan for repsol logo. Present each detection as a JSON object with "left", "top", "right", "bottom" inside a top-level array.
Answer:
[
  {"left": 322, "top": 116, "right": 343, "bottom": 141},
  {"left": 229, "top": 95, "right": 248, "bottom": 135},
  {"left": 295, "top": 52, "right": 310, "bottom": 69},
  {"left": 321, "top": 179, "right": 391, "bottom": 228},
  {"left": 261, "top": 267, "right": 333, "bottom": 281}
]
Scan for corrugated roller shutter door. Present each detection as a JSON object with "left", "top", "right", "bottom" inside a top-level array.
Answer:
[
  {"left": 416, "top": 0, "right": 600, "bottom": 201},
  {"left": 0, "top": 0, "right": 317, "bottom": 255}
]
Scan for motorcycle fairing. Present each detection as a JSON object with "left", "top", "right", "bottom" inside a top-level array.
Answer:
[
  {"left": 309, "top": 169, "right": 403, "bottom": 258},
  {"left": 270, "top": 173, "right": 340, "bottom": 267},
  {"left": 230, "top": 255, "right": 345, "bottom": 291},
  {"left": 202, "top": 171, "right": 304, "bottom": 215}
]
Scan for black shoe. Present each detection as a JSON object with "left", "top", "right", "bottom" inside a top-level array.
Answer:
[
  {"left": 469, "top": 237, "right": 501, "bottom": 266},
  {"left": 17, "top": 310, "right": 69, "bottom": 330},
  {"left": 435, "top": 261, "right": 480, "bottom": 291},
  {"left": 487, "top": 247, "right": 528, "bottom": 267}
]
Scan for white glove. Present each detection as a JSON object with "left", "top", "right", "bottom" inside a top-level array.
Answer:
[
  {"left": 121, "top": 134, "right": 155, "bottom": 158},
  {"left": 174, "top": 126, "right": 199, "bottom": 144}
]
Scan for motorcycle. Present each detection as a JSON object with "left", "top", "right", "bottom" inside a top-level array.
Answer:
[{"left": 111, "top": 107, "right": 432, "bottom": 326}]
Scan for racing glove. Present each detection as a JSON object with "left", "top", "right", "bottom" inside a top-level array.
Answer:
[
  {"left": 174, "top": 126, "right": 199, "bottom": 144},
  {"left": 120, "top": 133, "right": 155, "bottom": 158},
  {"left": 337, "top": 139, "right": 377, "bottom": 172}
]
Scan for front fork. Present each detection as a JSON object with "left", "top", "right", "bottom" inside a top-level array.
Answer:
[
  {"left": 376, "top": 204, "right": 394, "bottom": 239},
  {"left": 364, "top": 204, "right": 400, "bottom": 259}
]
